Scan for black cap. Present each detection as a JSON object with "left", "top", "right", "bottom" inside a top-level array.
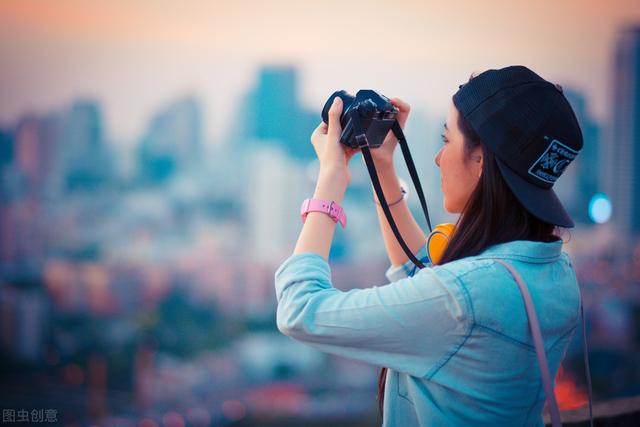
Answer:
[{"left": 453, "top": 65, "right": 583, "bottom": 228}]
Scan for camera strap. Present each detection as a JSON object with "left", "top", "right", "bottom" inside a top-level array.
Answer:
[
  {"left": 391, "top": 121, "right": 433, "bottom": 233},
  {"left": 353, "top": 114, "right": 432, "bottom": 269}
]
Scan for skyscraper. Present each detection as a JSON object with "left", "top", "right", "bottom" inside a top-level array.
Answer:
[
  {"left": 244, "top": 144, "right": 308, "bottom": 264},
  {"left": 0, "top": 129, "right": 12, "bottom": 175},
  {"left": 608, "top": 27, "right": 640, "bottom": 236},
  {"left": 63, "top": 100, "right": 113, "bottom": 191},
  {"left": 235, "top": 66, "right": 318, "bottom": 160},
  {"left": 12, "top": 114, "right": 65, "bottom": 198},
  {"left": 558, "top": 88, "right": 600, "bottom": 225},
  {"left": 138, "top": 96, "right": 204, "bottom": 184}
]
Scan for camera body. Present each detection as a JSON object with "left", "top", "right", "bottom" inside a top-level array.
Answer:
[{"left": 321, "top": 90, "right": 398, "bottom": 149}]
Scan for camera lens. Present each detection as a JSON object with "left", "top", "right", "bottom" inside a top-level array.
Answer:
[{"left": 322, "top": 90, "right": 355, "bottom": 126}]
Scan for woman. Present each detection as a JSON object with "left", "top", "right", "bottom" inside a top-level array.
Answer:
[{"left": 275, "top": 66, "right": 583, "bottom": 426}]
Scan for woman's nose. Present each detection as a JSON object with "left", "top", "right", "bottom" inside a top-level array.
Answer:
[{"left": 434, "top": 148, "right": 442, "bottom": 167}]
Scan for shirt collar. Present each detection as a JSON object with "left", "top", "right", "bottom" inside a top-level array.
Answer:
[{"left": 474, "top": 239, "right": 564, "bottom": 263}]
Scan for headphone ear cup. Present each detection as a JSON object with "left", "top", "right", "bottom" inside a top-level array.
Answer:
[{"left": 427, "top": 223, "right": 456, "bottom": 265}]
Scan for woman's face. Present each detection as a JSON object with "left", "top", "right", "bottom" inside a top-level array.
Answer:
[{"left": 434, "top": 103, "right": 484, "bottom": 213}]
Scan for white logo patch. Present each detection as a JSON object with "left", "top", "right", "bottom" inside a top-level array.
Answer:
[{"left": 528, "top": 137, "right": 578, "bottom": 184}]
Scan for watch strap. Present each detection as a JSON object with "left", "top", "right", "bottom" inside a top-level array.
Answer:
[{"left": 300, "top": 199, "right": 346, "bottom": 228}]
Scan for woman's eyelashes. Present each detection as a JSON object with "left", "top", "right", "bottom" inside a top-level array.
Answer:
[{"left": 440, "top": 134, "right": 449, "bottom": 144}]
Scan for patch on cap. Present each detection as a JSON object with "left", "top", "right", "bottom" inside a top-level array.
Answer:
[{"left": 528, "top": 136, "right": 578, "bottom": 184}]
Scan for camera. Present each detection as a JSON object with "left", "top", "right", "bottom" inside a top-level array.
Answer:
[
  {"left": 321, "top": 90, "right": 399, "bottom": 149},
  {"left": 319, "top": 89, "right": 433, "bottom": 269}
]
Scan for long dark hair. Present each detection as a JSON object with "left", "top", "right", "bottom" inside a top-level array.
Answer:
[{"left": 376, "top": 103, "right": 563, "bottom": 418}]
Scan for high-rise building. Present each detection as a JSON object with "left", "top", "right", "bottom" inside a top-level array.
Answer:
[
  {"left": 62, "top": 100, "right": 113, "bottom": 191},
  {"left": 0, "top": 287, "right": 47, "bottom": 362},
  {"left": 12, "top": 113, "right": 64, "bottom": 198},
  {"left": 0, "top": 129, "right": 12, "bottom": 174},
  {"left": 2, "top": 114, "right": 65, "bottom": 274},
  {"left": 0, "top": 129, "right": 15, "bottom": 272},
  {"left": 234, "top": 66, "right": 318, "bottom": 160},
  {"left": 244, "top": 144, "right": 309, "bottom": 265},
  {"left": 608, "top": 27, "right": 640, "bottom": 236},
  {"left": 557, "top": 88, "right": 600, "bottom": 225},
  {"left": 138, "top": 96, "right": 204, "bottom": 183}
]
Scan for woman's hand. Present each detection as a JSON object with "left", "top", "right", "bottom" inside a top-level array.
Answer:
[
  {"left": 310, "top": 97, "right": 359, "bottom": 186},
  {"left": 367, "top": 98, "right": 411, "bottom": 171}
]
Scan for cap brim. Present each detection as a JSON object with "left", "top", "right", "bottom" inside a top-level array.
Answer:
[{"left": 495, "top": 158, "right": 575, "bottom": 228}]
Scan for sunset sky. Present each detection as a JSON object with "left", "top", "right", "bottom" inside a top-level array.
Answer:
[{"left": 1, "top": 0, "right": 639, "bottom": 145}]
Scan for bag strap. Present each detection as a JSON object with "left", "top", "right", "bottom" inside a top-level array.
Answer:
[
  {"left": 580, "top": 298, "right": 594, "bottom": 426},
  {"left": 494, "top": 259, "right": 593, "bottom": 427}
]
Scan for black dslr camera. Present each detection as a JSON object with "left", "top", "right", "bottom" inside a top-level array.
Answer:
[{"left": 321, "top": 90, "right": 399, "bottom": 149}]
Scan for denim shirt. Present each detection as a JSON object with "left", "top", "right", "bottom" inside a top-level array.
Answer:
[{"left": 274, "top": 240, "right": 581, "bottom": 426}]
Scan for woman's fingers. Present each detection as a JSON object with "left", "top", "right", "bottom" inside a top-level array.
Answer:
[
  {"left": 311, "top": 122, "right": 327, "bottom": 146},
  {"left": 390, "top": 97, "right": 410, "bottom": 128},
  {"left": 327, "top": 97, "right": 343, "bottom": 141},
  {"left": 390, "top": 97, "right": 410, "bottom": 113},
  {"left": 311, "top": 122, "right": 328, "bottom": 138},
  {"left": 346, "top": 147, "right": 359, "bottom": 162}
]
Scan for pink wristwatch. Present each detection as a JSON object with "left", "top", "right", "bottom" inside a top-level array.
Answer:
[{"left": 300, "top": 199, "right": 347, "bottom": 228}]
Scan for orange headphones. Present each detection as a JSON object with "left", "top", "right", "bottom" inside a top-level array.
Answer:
[{"left": 426, "top": 223, "right": 456, "bottom": 265}]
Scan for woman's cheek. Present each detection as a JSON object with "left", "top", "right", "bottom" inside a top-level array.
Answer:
[
  {"left": 442, "top": 181, "right": 454, "bottom": 213},
  {"left": 447, "top": 180, "right": 465, "bottom": 213}
]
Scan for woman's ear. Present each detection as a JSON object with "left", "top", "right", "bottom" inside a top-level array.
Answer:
[{"left": 470, "top": 147, "right": 483, "bottom": 178}]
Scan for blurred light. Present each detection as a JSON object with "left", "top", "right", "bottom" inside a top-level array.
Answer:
[
  {"left": 138, "top": 419, "right": 159, "bottom": 427},
  {"left": 588, "top": 193, "right": 612, "bottom": 224},
  {"left": 63, "top": 363, "right": 84, "bottom": 386},
  {"left": 161, "top": 412, "right": 184, "bottom": 427},
  {"left": 104, "top": 418, "right": 134, "bottom": 427},
  {"left": 185, "top": 407, "right": 211, "bottom": 427},
  {"left": 554, "top": 364, "right": 587, "bottom": 410},
  {"left": 221, "top": 400, "right": 246, "bottom": 421}
]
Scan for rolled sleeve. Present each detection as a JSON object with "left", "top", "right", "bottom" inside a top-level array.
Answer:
[
  {"left": 274, "top": 251, "right": 469, "bottom": 377},
  {"left": 384, "top": 244, "right": 431, "bottom": 282}
]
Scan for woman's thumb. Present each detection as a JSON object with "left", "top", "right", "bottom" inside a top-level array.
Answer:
[{"left": 327, "top": 97, "right": 343, "bottom": 139}]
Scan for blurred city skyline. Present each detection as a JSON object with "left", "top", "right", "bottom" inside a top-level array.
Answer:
[
  {"left": 1, "top": 0, "right": 639, "bottom": 145},
  {"left": 1, "top": 2, "right": 640, "bottom": 425}
]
